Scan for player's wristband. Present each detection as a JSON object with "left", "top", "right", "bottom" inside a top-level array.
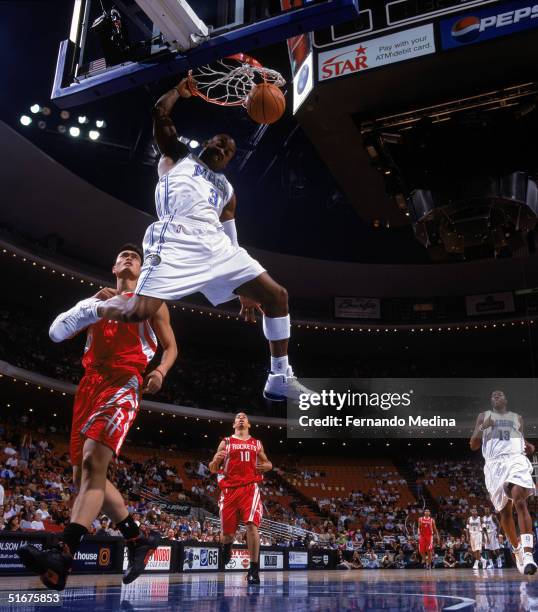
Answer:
[
  {"left": 154, "top": 367, "right": 166, "bottom": 379},
  {"left": 222, "top": 219, "right": 238, "bottom": 247}
]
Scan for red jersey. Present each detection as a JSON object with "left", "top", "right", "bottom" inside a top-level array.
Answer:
[
  {"left": 418, "top": 516, "right": 433, "bottom": 537},
  {"left": 218, "top": 435, "right": 263, "bottom": 489},
  {"left": 82, "top": 315, "right": 157, "bottom": 375}
]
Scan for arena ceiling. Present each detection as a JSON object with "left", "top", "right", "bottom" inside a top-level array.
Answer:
[{"left": 296, "top": 28, "right": 538, "bottom": 227}]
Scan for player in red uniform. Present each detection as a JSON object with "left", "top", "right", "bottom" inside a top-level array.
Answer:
[
  {"left": 209, "top": 412, "right": 272, "bottom": 584},
  {"left": 418, "top": 509, "right": 439, "bottom": 569},
  {"left": 18, "top": 244, "right": 178, "bottom": 590}
]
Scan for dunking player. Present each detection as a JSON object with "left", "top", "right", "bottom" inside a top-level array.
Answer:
[
  {"left": 418, "top": 509, "right": 439, "bottom": 569},
  {"left": 483, "top": 507, "right": 503, "bottom": 568},
  {"left": 209, "top": 412, "right": 272, "bottom": 584},
  {"left": 18, "top": 245, "right": 178, "bottom": 590},
  {"left": 69, "top": 78, "right": 310, "bottom": 402},
  {"left": 466, "top": 507, "right": 487, "bottom": 570},
  {"left": 470, "top": 389, "right": 537, "bottom": 575}
]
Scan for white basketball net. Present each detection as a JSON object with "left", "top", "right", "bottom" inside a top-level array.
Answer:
[{"left": 187, "top": 54, "right": 286, "bottom": 107}]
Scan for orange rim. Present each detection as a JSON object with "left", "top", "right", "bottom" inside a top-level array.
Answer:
[{"left": 187, "top": 54, "right": 270, "bottom": 107}]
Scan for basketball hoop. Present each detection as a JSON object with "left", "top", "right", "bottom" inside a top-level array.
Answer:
[{"left": 187, "top": 53, "right": 286, "bottom": 107}]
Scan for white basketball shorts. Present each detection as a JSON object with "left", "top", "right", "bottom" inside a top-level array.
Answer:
[
  {"left": 484, "top": 453, "right": 535, "bottom": 513},
  {"left": 470, "top": 532, "right": 483, "bottom": 552},
  {"left": 484, "top": 532, "right": 500, "bottom": 551},
  {"left": 135, "top": 217, "right": 265, "bottom": 306}
]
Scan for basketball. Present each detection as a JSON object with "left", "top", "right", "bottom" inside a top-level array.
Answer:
[{"left": 246, "top": 82, "right": 286, "bottom": 124}]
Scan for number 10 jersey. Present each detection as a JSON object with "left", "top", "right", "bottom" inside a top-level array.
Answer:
[{"left": 218, "top": 435, "right": 263, "bottom": 489}]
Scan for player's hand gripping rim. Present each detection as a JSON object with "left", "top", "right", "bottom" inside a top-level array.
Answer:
[{"left": 176, "top": 78, "right": 192, "bottom": 99}]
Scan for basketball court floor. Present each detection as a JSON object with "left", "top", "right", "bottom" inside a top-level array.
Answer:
[{"left": 1, "top": 570, "right": 537, "bottom": 611}]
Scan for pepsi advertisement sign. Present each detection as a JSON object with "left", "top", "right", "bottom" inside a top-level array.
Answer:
[{"left": 440, "top": 1, "right": 538, "bottom": 49}]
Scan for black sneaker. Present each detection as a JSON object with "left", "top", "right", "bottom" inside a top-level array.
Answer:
[
  {"left": 222, "top": 543, "right": 232, "bottom": 567},
  {"left": 123, "top": 531, "right": 160, "bottom": 584},
  {"left": 17, "top": 542, "right": 73, "bottom": 591},
  {"left": 246, "top": 568, "right": 260, "bottom": 585}
]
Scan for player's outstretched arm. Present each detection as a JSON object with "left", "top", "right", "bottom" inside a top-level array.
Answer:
[
  {"left": 143, "top": 303, "right": 178, "bottom": 394},
  {"left": 220, "top": 194, "right": 263, "bottom": 323},
  {"left": 516, "top": 415, "right": 536, "bottom": 455},
  {"left": 256, "top": 444, "right": 272, "bottom": 473},
  {"left": 469, "top": 412, "right": 487, "bottom": 450},
  {"left": 209, "top": 440, "right": 227, "bottom": 474},
  {"left": 153, "top": 79, "right": 190, "bottom": 174}
]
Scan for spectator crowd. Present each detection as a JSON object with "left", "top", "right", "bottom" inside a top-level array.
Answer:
[{"left": 0, "top": 418, "right": 524, "bottom": 571}]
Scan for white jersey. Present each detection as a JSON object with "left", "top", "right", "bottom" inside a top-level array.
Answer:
[
  {"left": 481, "top": 410, "right": 525, "bottom": 461},
  {"left": 482, "top": 515, "right": 497, "bottom": 534},
  {"left": 467, "top": 516, "right": 482, "bottom": 534},
  {"left": 155, "top": 154, "right": 234, "bottom": 226}
]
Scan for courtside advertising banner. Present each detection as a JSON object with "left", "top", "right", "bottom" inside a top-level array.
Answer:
[
  {"left": 318, "top": 23, "right": 435, "bottom": 82},
  {"left": 182, "top": 546, "right": 220, "bottom": 571},
  {"left": 225, "top": 548, "right": 251, "bottom": 571},
  {"left": 0, "top": 534, "right": 48, "bottom": 574},
  {"left": 440, "top": 1, "right": 538, "bottom": 49},
  {"left": 260, "top": 550, "right": 284, "bottom": 570},
  {"left": 123, "top": 545, "right": 172, "bottom": 572},
  {"left": 72, "top": 540, "right": 114, "bottom": 573},
  {"left": 309, "top": 551, "right": 333, "bottom": 570},
  {"left": 289, "top": 550, "right": 309, "bottom": 570}
]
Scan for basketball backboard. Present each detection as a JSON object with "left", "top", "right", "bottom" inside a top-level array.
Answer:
[{"left": 52, "top": 0, "right": 360, "bottom": 108}]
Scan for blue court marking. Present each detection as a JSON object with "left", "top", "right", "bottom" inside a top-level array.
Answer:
[{"left": 2, "top": 570, "right": 538, "bottom": 611}]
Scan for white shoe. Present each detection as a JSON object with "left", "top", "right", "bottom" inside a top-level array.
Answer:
[
  {"left": 497, "top": 557, "right": 503, "bottom": 569},
  {"left": 49, "top": 297, "right": 100, "bottom": 342},
  {"left": 473, "top": 560, "right": 479, "bottom": 570},
  {"left": 523, "top": 552, "right": 537, "bottom": 576},
  {"left": 514, "top": 545, "right": 525, "bottom": 574},
  {"left": 487, "top": 560, "right": 494, "bottom": 569},
  {"left": 263, "top": 367, "right": 313, "bottom": 401}
]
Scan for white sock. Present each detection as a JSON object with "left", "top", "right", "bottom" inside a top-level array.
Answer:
[
  {"left": 271, "top": 356, "right": 289, "bottom": 374},
  {"left": 521, "top": 533, "right": 534, "bottom": 549}
]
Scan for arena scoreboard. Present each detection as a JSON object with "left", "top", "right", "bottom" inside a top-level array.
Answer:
[
  {"left": 313, "top": 0, "right": 501, "bottom": 46},
  {"left": 387, "top": 0, "right": 498, "bottom": 24}
]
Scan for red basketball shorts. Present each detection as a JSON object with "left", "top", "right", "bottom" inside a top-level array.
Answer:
[
  {"left": 419, "top": 535, "right": 433, "bottom": 554},
  {"left": 70, "top": 370, "right": 141, "bottom": 466},
  {"left": 218, "top": 483, "right": 263, "bottom": 535}
]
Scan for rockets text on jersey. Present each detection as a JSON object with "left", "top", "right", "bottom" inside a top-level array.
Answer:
[{"left": 218, "top": 436, "right": 263, "bottom": 489}]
